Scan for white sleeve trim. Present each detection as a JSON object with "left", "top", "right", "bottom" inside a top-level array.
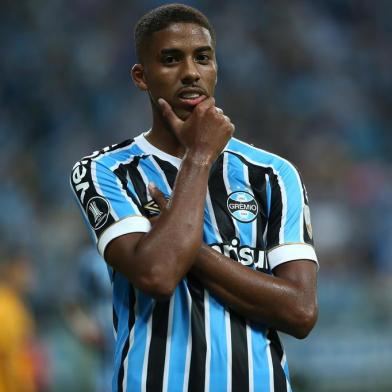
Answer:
[
  {"left": 97, "top": 215, "right": 151, "bottom": 256},
  {"left": 267, "top": 243, "right": 318, "bottom": 270}
]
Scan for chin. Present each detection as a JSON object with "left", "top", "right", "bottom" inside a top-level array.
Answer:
[{"left": 175, "top": 107, "right": 193, "bottom": 121}]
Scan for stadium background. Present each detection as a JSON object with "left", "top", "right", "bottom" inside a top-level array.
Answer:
[{"left": 1, "top": 0, "right": 391, "bottom": 391}]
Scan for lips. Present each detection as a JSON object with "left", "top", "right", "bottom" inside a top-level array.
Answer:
[{"left": 177, "top": 87, "right": 207, "bottom": 107}]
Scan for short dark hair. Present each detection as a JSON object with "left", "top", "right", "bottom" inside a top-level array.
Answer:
[{"left": 134, "top": 3, "right": 215, "bottom": 62}]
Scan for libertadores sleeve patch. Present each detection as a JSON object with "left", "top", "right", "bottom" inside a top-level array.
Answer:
[{"left": 70, "top": 158, "right": 150, "bottom": 250}]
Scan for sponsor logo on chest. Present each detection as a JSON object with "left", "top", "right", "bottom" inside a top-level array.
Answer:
[{"left": 210, "top": 237, "right": 266, "bottom": 269}]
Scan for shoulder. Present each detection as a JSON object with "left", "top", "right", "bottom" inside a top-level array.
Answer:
[
  {"left": 71, "top": 138, "right": 143, "bottom": 174},
  {"left": 226, "top": 137, "right": 300, "bottom": 178},
  {"left": 69, "top": 138, "right": 144, "bottom": 198},
  {"left": 78, "top": 138, "right": 140, "bottom": 166},
  {"left": 69, "top": 138, "right": 146, "bottom": 212}
]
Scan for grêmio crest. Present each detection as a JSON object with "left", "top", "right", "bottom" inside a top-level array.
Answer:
[{"left": 227, "top": 191, "right": 259, "bottom": 223}]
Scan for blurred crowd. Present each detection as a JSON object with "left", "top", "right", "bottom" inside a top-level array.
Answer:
[{"left": 1, "top": 0, "right": 391, "bottom": 390}]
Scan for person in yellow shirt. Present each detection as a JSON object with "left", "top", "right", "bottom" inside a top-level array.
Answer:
[{"left": 0, "top": 250, "right": 37, "bottom": 392}]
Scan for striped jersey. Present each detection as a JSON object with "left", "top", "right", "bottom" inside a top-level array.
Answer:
[{"left": 70, "top": 133, "right": 318, "bottom": 392}]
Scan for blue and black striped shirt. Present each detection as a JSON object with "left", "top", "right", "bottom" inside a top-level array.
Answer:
[{"left": 70, "top": 133, "right": 318, "bottom": 392}]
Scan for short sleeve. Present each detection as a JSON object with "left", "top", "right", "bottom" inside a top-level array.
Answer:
[
  {"left": 70, "top": 158, "right": 151, "bottom": 257},
  {"left": 266, "top": 162, "right": 318, "bottom": 270}
]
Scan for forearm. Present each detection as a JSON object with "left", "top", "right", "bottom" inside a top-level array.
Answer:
[
  {"left": 190, "top": 244, "right": 318, "bottom": 338},
  {"left": 134, "top": 153, "right": 212, "bottom": 288}
]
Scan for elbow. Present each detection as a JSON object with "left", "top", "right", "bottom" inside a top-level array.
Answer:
[
  {"left": 290, "top": 301, "right": 318, "bottom": 340},
  {"left": 136, "top": 266, "right": 177, "bottom": 301}
]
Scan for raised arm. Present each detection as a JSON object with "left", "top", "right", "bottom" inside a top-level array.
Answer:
[{"left": 104, "top": 98, "right": 234, "bottom": 300}]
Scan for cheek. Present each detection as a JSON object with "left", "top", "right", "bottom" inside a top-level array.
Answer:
[
  {"left": 206, "top": 70, "right": 218, "bottom": 90},
  {"left": 146, "top": 70, "right": 176, "bottom": 94},
  {"left": 204, "top": 64, "right": 218, "bottom": 84}
]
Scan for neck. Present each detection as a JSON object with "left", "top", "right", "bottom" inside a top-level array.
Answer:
[{"left": 145, "top": 106, "right": 186, "bottom": 158}]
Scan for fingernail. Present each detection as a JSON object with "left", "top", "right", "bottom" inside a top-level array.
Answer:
[
  {"left": 158, "top": 98, "right": 165, "bottom": 106},
  {"left": 148, "top": 182, "right": 156, "bottom": 190}
]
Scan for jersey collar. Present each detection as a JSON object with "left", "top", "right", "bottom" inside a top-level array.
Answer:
[
  {"left": 134, "top": 132, "right": 232, "bottom": 169},
  {"left": 134, "top": 133, "right": 182, "bottom": 168}
]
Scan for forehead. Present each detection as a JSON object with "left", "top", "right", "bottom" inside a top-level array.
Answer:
[{"left": 149, "top": 22, "right": 214, "bottom": 53}]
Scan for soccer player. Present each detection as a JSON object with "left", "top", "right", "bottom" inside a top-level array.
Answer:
[{"left": 70, "top": 4, "right": 318, "bottom": 391}]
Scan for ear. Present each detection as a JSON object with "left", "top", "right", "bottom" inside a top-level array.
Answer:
[{"left": 131, "top": 64, "right": 148, "bottom": 91}]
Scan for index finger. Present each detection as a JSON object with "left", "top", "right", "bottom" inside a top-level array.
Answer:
[
  {"left": 193, "top": 96, "right": 215, "bottom": 112},
  {"left": 158, "top": 98, "right": 184, "bottom": 132}
]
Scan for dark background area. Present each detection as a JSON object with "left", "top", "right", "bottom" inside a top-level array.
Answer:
[{"left": 1, "top": 1, "right": 391, "bottom": 391}]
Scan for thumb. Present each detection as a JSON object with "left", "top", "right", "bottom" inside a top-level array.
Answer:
[{"left": 158, "top": 98, "right": 183, "bottom": 136}]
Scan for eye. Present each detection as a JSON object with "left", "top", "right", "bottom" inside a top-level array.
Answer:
[
  {"left": 162, "top": 55, "right": 179, "bottom": 65},
  {"left": 196, "top": 53, "right": 210, "bottom": 63}
]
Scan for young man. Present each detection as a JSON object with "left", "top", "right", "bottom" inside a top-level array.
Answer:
[{"left": 70, "top": 4, "right": 318, "bottom": 392}]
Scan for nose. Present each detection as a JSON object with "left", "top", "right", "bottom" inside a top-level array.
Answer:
[{"left": 181, "top": 57, "right": 200, "bottom": 85}]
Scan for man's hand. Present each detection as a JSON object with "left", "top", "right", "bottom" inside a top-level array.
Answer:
[{"left": 158, "top": 97, "right": 235, "bottom": 164}]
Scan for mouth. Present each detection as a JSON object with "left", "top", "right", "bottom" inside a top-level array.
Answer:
[{"left": 177, "top": 87, "right": 207, "bottom": 107}]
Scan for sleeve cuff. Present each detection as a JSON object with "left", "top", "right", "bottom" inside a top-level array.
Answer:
[
  {"left": 97, "top": 215, "right": 151, "bottom": 256},
  {"left": 267, "top": 243, "right": 319, "bottom": 270}
]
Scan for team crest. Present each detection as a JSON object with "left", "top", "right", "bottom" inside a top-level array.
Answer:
[
  {"left": 86, "top": 196, "right": 110, "bottom": 230},
  {"left": 227, "top": 191, "right": 259, "bottom": 223}
]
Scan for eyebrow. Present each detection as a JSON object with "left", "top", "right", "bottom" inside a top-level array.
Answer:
[
  {"left": 160, "top": 48, "right": 182, "bottom": 56},
  {"left": 160, "top": 46, "right": 213, "bottom": 55},
  {"left": 195, "top": 46, "right": 213, "bottom": 53}
]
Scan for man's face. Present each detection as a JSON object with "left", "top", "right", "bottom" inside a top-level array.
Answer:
[{"left": 139, "top": 23, "right": 217, "bottom": 120}]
